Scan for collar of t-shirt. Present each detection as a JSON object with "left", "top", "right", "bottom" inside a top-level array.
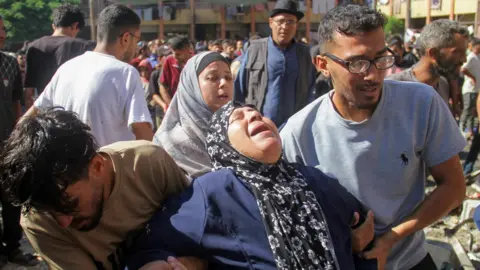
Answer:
[{"left": 327, "top": 86, "right": 387, "bottom": 128}]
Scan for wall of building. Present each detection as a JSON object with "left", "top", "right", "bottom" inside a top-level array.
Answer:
[{"left": 377, "top": 0, "right": 477, "bottom": 20}]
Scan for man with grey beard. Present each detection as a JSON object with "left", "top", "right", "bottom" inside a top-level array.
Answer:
[{"left": 387, "top": 20, "right": 468, "bottom": 112}]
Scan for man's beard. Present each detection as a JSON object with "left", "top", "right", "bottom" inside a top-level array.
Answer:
[
  {"left": 72, "top": 190, "right": 105, "bottom": 232},
  {"left": 433, "top": 55, "right": 459, "bottom": 77}
]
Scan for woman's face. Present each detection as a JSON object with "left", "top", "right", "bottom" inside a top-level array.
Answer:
[
  {"left": 227, "top": 106, "right": 282, "bottom": 164},
  {"left": 198, "top": 61, "right": 233, "bottom": 112}
]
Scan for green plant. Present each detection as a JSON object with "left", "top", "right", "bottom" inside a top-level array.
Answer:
[
  {"left": 0, "top": 0, "right": 81, "bottom": 44},
  {"left": 385, "top": 15, "right": 405, "bottom": 37}
]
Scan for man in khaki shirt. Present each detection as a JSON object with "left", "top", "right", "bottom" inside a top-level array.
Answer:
[{"left": 0, "top": 108, "right": 191, "bottom": 270}]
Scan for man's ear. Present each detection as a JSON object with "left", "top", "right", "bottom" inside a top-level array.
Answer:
[{"left": 316, "top": 55, "right": 330, "bottom": 77}]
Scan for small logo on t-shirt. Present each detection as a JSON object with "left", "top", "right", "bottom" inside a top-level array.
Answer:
[
  {"left": 3, "top": 78, "right": 8, "bottom": 87},
  {"left": 400, "top": 153, "right": 409, "bottom": 167}
]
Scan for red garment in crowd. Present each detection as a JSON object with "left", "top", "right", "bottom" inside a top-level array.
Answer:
[
  {"left": 160, "top": 55, "right": 183, "bottom": 97},
  {"left": 130, "top": 57, "right": 142, "bottom": 69}
]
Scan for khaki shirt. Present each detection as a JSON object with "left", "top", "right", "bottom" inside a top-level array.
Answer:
[{"left": 21, "top": 141, "right": 188, "bottom": 270}]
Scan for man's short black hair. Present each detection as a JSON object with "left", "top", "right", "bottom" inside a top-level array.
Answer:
[
  {"left": 387, "top": 35, "right": 404, "bottom": 47},
  {"left": 96, "top": 4, "right": 141, "bottom": 44},
  {"left": 168, "top": 36, "right": 190, "bottom": 50},
  {"left": 0, "top": 108, "right": 98, "bottom": 215},
  {"left": 52, "top": 3, "right": 85, "bottom": 29},
  {"left": 211, "top": 39, "right": 223, "bottom": 47},
  {"left": 318, "top": 4, "right": 387, "bottom": 51},
  {"left": 471, "top": 37, "right": 480, "bottom": 47},
  {"left": 222, "top": 39, "right": 235, "bottom": 48}
]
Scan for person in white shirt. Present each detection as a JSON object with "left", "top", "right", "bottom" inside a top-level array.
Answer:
[
  {"left": 24, "top": 4, "right": 153, "bottom": 146},
  {"left": 460, "top": 38, "right": 480, "bottom": 138}
]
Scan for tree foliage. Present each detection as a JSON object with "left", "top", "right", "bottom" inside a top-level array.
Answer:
[
  {"left": 0, "top": 0, "right": 81, "bottom": 45},
  {"left": 385, "top": 16, "right": 405, "bottom": 37}
]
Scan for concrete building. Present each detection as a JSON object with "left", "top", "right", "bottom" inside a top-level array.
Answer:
[
  {"left": 85, "top": 0, "right": 347, "bottom": 42},
  {"left": 377, "top": 0, "right": 476, "bottom": 33}
]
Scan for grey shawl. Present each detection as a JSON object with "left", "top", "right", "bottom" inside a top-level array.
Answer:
[{"left": 153, "top": 52, "right": 216, "bottom": 179}]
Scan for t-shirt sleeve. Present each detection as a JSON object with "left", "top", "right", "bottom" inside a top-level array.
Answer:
[
  {"left": 159, "top": 59, "right": 171, "bottom": 87},
  {"left": 422, "top": 90, "right": 467, "bottom": 166},
  {"left": 12, "top": 63, "right": 23, "bottom": 101},
  {"left": 24, "top": 46, "right": 38, "bottom": 88},
  {"left": 149, "top": 70, "right": 160, "bottom": 96},
  {"left": 21, "top": 215, "right": 97, "bottom": 270},
  {"left": 125, "top": 69, "right": 153, "bottom": 127},
  {"left": 126, "top": 180, "right": 207, "bottom": 269},
  {"left": 463, "top": 55, "right": 475, "bottom": 71},
  {"left": 281, "top": 129, "right": 306, "bottom": 165},
  {"left": 136, "top": 144, "right": 189, "bottom": 199}
]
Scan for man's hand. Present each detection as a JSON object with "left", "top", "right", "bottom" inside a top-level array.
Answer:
[
  {"left": 168, "top": 257, "right": 188, "bottom": 270},
  {"left": 139, "top": 257, "right": 206, "bottom": 270},
  {"left": 139, "top": 260, "right": 173, "bottom": 270},
  {"left": 361, "top": 230, "right": 398, "bottom": 270},
  {"left": 351, "top": 211, "right": 375, "bottom": 253}
]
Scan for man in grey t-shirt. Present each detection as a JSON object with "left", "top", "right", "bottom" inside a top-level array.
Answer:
[
  {"left": 388, "top": 20, "right": 468, "bottom": 112},
  {"left": 281, "top": 5, "right": 466, "bottom": 270},
  {"left": 388, "top": 68, "right": 450, "bottom": 105}
]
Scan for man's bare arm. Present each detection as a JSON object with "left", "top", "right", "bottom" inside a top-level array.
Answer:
[
  {"left": 131, "top": 122, "right": 154, "bottom": 141},
  {"left": 153, "top": 94, "right": 167, "bottom": 112},
  {"left": 24, "top": 87, "right": 35, "bottom": 110},
  {"left": 462, "top": 67, "right": 477, "bottom": 84},
  {"left": 363, "top": 155, "right": 465, "bottom": 268},
  {"left": 13, "top": 101, "right": 22, "bottom": 121},
  {"left": 159, "top": 83, "right": 172, "bottom": 108},
  {"left": 390, "top": 155, "right": 465, "bottom": 240}
]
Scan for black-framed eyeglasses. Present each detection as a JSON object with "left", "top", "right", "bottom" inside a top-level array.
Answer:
[{"left": 323, "top": 47, "right": 396, "bottom": 74}]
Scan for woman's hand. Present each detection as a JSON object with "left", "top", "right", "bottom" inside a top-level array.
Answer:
[{"left": 351, "top": 211, "right": 375, "bottom": 253}]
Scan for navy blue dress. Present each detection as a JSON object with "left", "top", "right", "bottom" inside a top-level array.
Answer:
[{"left": 126, "top": 165, "right": 377, "bottom": 270}]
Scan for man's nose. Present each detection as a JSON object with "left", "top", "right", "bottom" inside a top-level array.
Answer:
[{"left": 54, "top": 215, "right": 73, "bottom": 228}]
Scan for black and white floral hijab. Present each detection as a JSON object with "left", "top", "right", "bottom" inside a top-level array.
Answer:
[{"left": 205, "top": 101, "right": 340, "bottom": 270}]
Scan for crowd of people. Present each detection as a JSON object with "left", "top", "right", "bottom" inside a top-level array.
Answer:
[{"left": 0, "top": 0, "right": 477, "bottom": 269}]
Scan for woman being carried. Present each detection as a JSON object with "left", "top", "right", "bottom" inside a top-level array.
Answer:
[{"left": 128, "top": 101, "right": 376, "bottom": 270}]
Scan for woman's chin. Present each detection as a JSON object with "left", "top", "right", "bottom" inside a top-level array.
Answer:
[{"left": 252, "top": 140, "right": 282, "bottom": 164}]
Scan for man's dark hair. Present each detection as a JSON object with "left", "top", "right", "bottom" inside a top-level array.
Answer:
[
  {"left": 211, "top": 39, "right": 223, "bottom": 47},
  {"left": 222, "top": 39, "right": 235, "bottom": 49},
  {"left": 0, "top": 108, "right": 98, "bottom": 215},
  {"left": 471, "top": 37, "right": 480, "bottom": 47},
  {"left": 317, "top": 4, "right": 387, "bottom": 51},
  {"left": 96, "top": 4, "right": 141, "bottom": 44},
  {"left": 52, "top": 4, "right": 85, "bottom": 29},
  {"left": 387, "top": 35, "right": 404, "bottom": 47},
  {"left": 168, "top": 36, "right": 190, "bottom": 50}
]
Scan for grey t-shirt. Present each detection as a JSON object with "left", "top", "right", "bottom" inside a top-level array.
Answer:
[
  {"left": 280, "top": 80, "right": 466, "bottom": 270},
  {"left": 387, "top": 68, "right": 450, "bottom": 105}
]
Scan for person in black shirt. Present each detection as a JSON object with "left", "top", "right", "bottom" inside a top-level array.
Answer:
[
  {"left": 0, "top": 15, "right": 39, "bottom": 268},
  {"left": 24, "top": 3, "right": 95, "bottom": 109},
  {"left": 387, "top": 36, "right": 418, "bottom": 69}
]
